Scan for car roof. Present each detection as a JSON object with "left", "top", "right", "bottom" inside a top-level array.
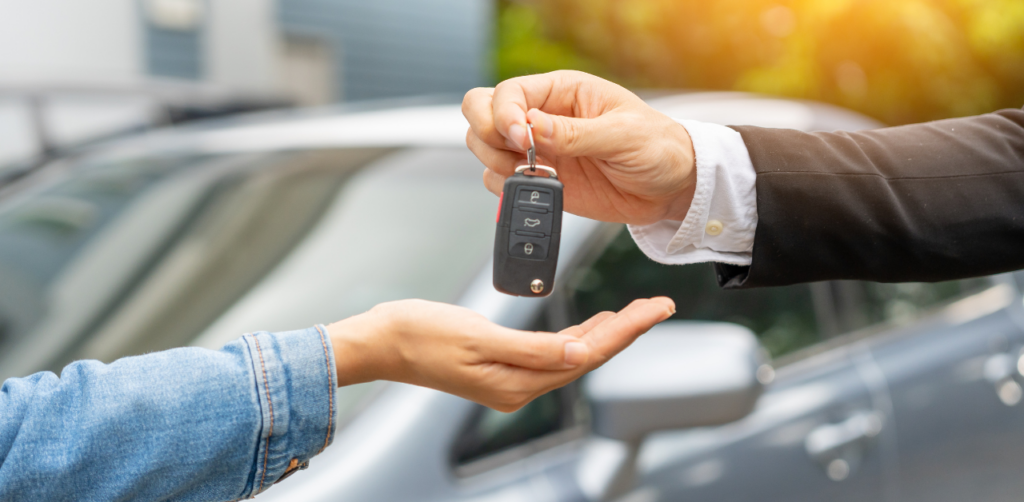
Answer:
[{"left": 80, "top": 92, "right": 883, "bottom": 163}]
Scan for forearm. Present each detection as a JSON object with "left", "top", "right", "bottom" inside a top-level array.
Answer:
[
  {"left": 626, "top": 109, "right": 1024, "bottom": 287},
  {"left": 0, "top": 327, "right": 336, "bottom": 501},
  {"left": 724, "top": 108, "right": 1024, "bottom": 287}
]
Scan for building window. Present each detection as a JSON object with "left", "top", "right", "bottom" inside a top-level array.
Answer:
[{"left": 142, "top": 0, "right": 205, "bottom": 80}]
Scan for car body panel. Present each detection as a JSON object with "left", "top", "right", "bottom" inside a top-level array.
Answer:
[
  {"left": 636, "top": 346, "right": 889, "bottom": 502},
  {"left": 865, "top": 285, "right": 1024, "bottom": 502}
]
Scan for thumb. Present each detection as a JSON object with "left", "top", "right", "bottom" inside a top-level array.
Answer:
[{"left": 527, "top": 108, "right": 625, "bottom": 158}]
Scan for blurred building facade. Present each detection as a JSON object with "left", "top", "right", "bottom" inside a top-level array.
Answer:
[{"left": 0, "top": 0, "right": 493, "bottom": 168}]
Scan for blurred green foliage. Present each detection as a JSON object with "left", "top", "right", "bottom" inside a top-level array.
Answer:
[
  {"left": 496, "top": 0, "right": 1024, "bottom": 125},
  {"left": 495, "top": 2, "right": 607, "bottom": 80}
]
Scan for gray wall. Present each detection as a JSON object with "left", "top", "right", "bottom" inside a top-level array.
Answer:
[{"left": 278, "top": 0, "right": 493, "bottom": 101}]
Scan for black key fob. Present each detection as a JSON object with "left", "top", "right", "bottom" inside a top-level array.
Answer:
[{"left": 493, "top": 165, "right": 563, "bottom": 296}]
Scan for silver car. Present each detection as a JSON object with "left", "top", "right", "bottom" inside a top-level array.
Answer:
[{"left": 1, "top": 94, "right": 1022, "bottom": 502}]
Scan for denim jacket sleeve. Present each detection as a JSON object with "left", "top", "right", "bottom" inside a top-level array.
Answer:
[{"left": 0, "top": 325, "right": 338, "bottom": 502}]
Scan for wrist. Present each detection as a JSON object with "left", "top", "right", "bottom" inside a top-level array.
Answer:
[
  {"left": 662, "top": 120, "right": 698, "bottom": 222},
  {"left": 327, "top": 310, "right": 395, "bottom": 387}
]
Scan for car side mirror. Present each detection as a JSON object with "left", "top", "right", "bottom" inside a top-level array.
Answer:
[
  {"left": 586, "top": 320, "right": 766, "bottom": 441},
  {"left": 580, "top": 321, "right": 767, "bottom": 500}
]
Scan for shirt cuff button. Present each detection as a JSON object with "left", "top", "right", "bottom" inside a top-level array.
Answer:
[{"left": 705, "top": 219, "right": 724, "bottom": 236}]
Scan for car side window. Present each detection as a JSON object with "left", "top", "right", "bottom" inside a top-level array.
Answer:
[
  {"left": 451, "top": 385, "right": 581, "bottom": 474},
  {"left": 567, "top": 227, "right": 994, "bottom": 359},
  {"left": 567, "top": 228, "right": 820, "bottom": 358},
  {"left": 817, "top": 278, "right": 992, "bottom": 334}
]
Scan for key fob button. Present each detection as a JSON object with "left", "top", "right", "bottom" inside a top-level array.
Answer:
[
  {"left": 511, "top": 208, "right": 553, "bottom": 235},
  {"left": 509, "top": 234, "right": 550, "bottom": 260},
  {"left": 514, "top": 187, "right": 554, "bottom": 208}
]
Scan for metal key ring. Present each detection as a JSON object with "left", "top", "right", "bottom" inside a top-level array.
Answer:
[
  {"left": 523, "top": 121, "right": 557, "bottom": 178},
  {"left": 527, "top": 122, "right": 537, "bottom": 170},
  {"left": 515, "top": 164, "right": 558, "bottom": 179}
]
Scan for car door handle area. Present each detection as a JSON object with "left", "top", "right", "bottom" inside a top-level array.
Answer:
[{"left": 804, "top": 411, "right": 884, "bottom": 481}]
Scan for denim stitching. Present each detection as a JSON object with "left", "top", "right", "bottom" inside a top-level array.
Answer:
[
  {"left": 253, "top": 337, "right": 274, "bottom": 495},
  {"left": 314, "top": 325, "right": 334, "bottom": 453}
]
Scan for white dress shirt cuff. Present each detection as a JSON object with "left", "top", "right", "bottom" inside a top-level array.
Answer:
[{"left": 628, "top": 119, "right": 757, "bottom": 266}]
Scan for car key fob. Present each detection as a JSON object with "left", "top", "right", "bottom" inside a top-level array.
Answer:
[{"left": 493, "top": 123, "right": 563, "bottom": 297}]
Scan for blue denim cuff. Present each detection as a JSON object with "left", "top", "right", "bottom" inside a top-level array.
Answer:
[{"left": 240, "top": 325, "right": 337, "bottom": 497}]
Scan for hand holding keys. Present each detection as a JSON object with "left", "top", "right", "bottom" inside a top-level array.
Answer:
[{"left": 464, "top": 71, "right": 697, "bottom": 228}]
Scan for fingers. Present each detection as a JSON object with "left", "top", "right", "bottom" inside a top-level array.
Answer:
[
  {"left": 559, "top": 311, "right": 615, "bottom": 339},
  {"left": 474, "top": 325, "right": 591, "bottom": 370},
  {"left": 464, "top": 71, "right": 647, "bottom": 168},
  {"left": 462, "top": 87, "right": 507, "bottom": 150},
  {"left": 581, "top": 297, "right": 675, "bottom": 362},
  {"left": 474, "top": 298, "right": 675, "bottom": 411},
  {"left": 482, "top": 169, "right": 505, "bottom": 196},
  {"left": 489, "top": 76, "right": 573, "bottom": 150},
  {"left": 484, "top": 70, "right": 593, "bottom": 150},
  {"left": 488, "top": 71, "right": 637, "bottom": 149},
  {"left": 462, "top": 85, "right": 532, "bottom": 152},
  {"left": 467, "top": 128, "right": 520, "bottom": 177},
  {"left": 488, "top": 77, "right": 541, "bottom": 151},
  {"left": 528, "top": 108, "right": 640, "bottom": 159},
  {"left": 466, "top": 298, "right": 667, "bottom": 404},
  {"left": 480, "top": 298, "right": 673, "bottom": 382}
]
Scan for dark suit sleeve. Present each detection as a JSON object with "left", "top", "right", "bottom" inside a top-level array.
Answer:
[{"left": 716, "top": 107, "right": 1024, "bottom": 288}]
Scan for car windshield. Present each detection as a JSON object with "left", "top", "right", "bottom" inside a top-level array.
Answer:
[{"left": 0, "top": 145, "right": 497, "bottom": 421}]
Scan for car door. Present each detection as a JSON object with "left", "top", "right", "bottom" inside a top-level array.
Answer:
[
  {"left": 445, "top": 383, "right": 592, "bottom": 502},
  {"left": 852, "top": 277, "right": 1024, "bottom": 502},
  {"left": 632, "top": 352, "right": 889, "bottom": 502},
  {"left": 559, "top": 227, "right": 894, "bottom": 502}
]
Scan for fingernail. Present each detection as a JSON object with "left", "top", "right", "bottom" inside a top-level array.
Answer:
[
  {"left": 654, "top": 297, "right": 676, "bottom": 315},
  {"left": 529, "top": 110, "right": 554, "bottom": 139},
  {"left": 507, "top": 123, "right": 526, "bottom": 150},
  {"left": 564, "top": 342, "right": 589, "bottom": 367}
]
